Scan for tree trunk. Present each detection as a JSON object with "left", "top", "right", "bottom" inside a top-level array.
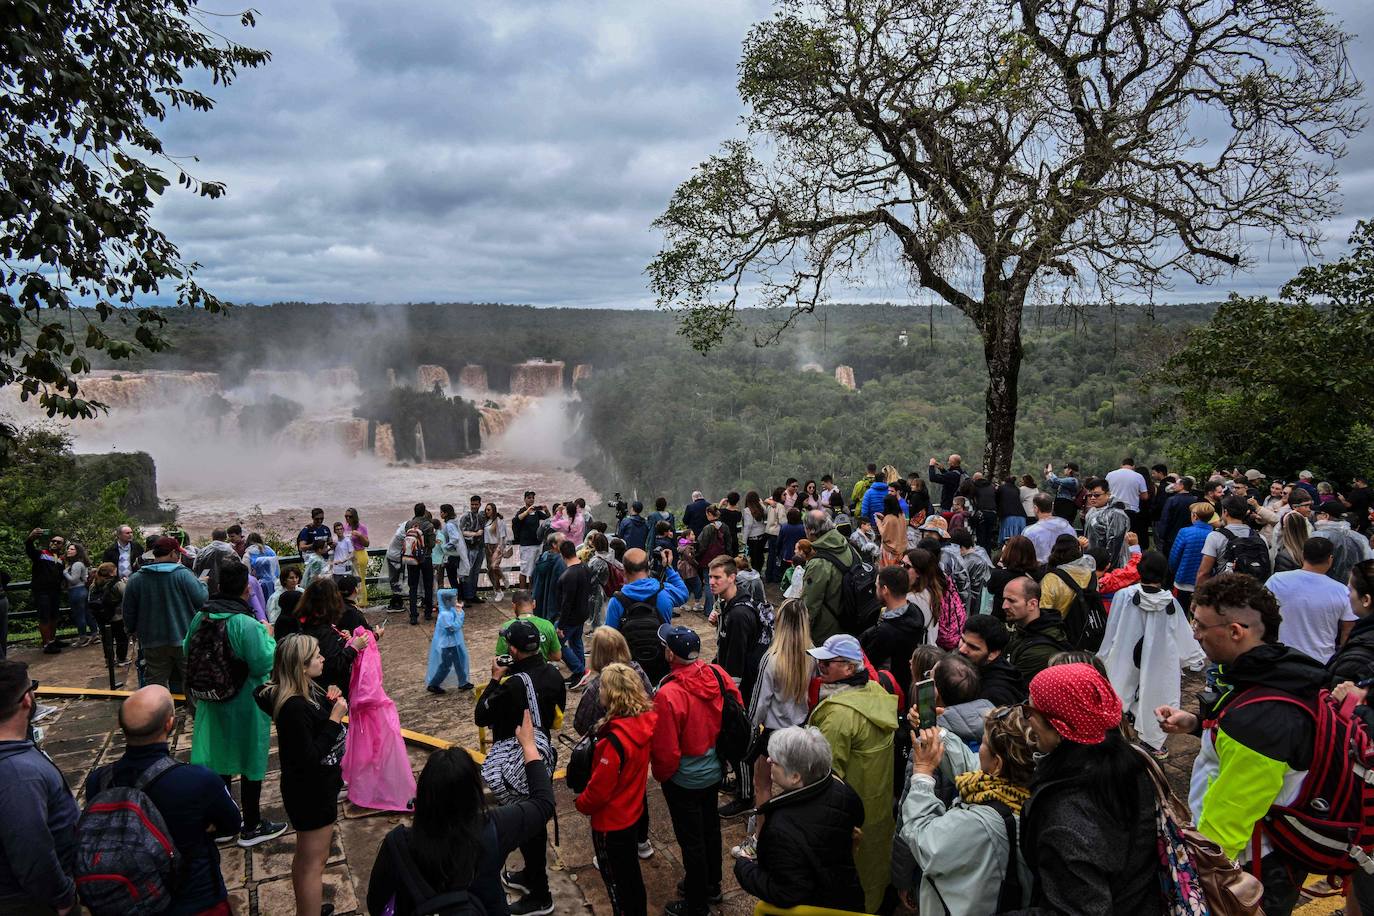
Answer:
[{"left": 980, "top": 298, "right": 1024, "bottom": 480}]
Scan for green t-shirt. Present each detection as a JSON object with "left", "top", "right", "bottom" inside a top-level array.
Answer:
[{"left": 494, "top": 615, "right": 561, "bottom": 660}]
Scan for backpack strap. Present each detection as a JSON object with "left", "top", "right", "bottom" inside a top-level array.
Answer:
[
  {"left": 516, "top": 672, "right": 543, "bottom": 731},
  {"left": 814, "top": 547, "right": 853, "bottom": 573},
  {"left": 1048, "top": 567, "right": 1087, "bottom": 600},
  {"left": 132, "top": 755, "right": 183, "bottom": 793},
  {"left": 983, "top": 799, "right": 1023, "bottom": 912}
]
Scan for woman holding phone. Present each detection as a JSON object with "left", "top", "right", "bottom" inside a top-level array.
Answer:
[{"left": 255, "top": 634, "right": 349, "bottom": 916}]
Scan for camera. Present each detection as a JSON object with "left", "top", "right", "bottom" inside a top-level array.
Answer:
[
  {"left": 607, "top": 492, "right": 628, "bottom": 522},
  {"left": 495, "top": 654, "right": 514, "bottom": 669}
]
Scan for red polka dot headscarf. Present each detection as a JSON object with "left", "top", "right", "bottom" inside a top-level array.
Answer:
[{"left": 1028, "top": 663, "right": 1123, "bottom": 745}]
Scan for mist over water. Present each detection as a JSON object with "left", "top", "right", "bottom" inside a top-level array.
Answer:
[{"left": 2, "top": 368, "right": 594, "bottom": 539}]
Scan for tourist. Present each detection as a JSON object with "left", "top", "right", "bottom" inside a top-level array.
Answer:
[
  {"left": 904, "top": 545, "right": 964, "bottom": 650},
  {"left": 530, "top": 532, "right": 566, "bottom": 623},
  {"left": 1194, "top": 495, "right": 1264, "bottom": 584},
  {"left": 801, "top": 510, "right": 853, "bottom": 643},
  {"left": 707, "top": 555, "right": 764, "bottom": 819},
  {"left": 952, "top": 528, "right": 991, "bottom": 612},
  {"left": 194, "top": 529, "right": 237, "bottom": 595},
  {"left": 972, "top": 474, "right": 999, "bottom": 550},
  {"left": 301, "top": 537, "right": 331, "bottom": 589},
  {"left": 1156, "top": 573, "right": 1326, "bottom": 913},
  {"left": 342, "top": 507, "right": 370, "bottom": 606},
  {"left": 604, "top": 547, "right": 688, "bottom": 685},
  {"left": 616, "top": 501, "right": 651, "bottom": 552},
  {"left": 1018, "top": 663, "right": 1163, "bottom": 912},
  {"left": 475, "top": 620, "right": 565, "bottom": 916},
  {"left": 876, "top": 494, "right": 906, "bottom": 566},
  {"left": 0, "top": 658, "right": 79, "bottom": 913},
  {"left": 764, "top": 488, "right": 787, "bottom": 583},
  {"left": 384, "top": 521, "right": 407, "bottom": 611},
  {"left": 287, "top": 576, "right": 370, "bottom": 698},
  {"left": 495, "top": 591, "right": 562, "bottom": 665},
  {"left": 646, "top": 497, "right": 676, "bottom": 539},
  {"left": 88, "top": 562, "right": 130, "bottom": 670},
  {"left": 458, "top": 495, "right": 486, "bottom": 603},
  {"left": 583, "top": 531, "right": 618, "bottom": 629},
  {"left": 742, "top": 491, "right": 769, "bottom": 574},
  {"left": 651, "top": 624, "right": 742, "bottom": 916},
  {"left": 1083, "top": 477, "right": 1131, "bottom": 570},
  {"left": 336, "top": 574, "right": 377, "bottom": 636},
  {"left": 1023, "top": 492, "right": 1076, "bottom": 565},
  {"left": 898, "top": 705, "right": 1036, "bottom": 913},
  {"left": 1329, "top": 560, "right": 1374, "bottom": 686},
  {"left": 695, "top": 506, "right": 728, "bottom": 619},
  {"left": 860, "top": 564, "right": 929, "bottom": 688},
  {"left": 266, "top": 566, "right": 303, "bottom": 624},
  {"left": 927, "top": 455, "right": 966, "bottom": 513},
  {"left": 732, "top": 726, "right": 866, "bottom": 912},
  {"left": 1003, "top": 576, "right": 1068, "bottom": 684},
  {"left": 556, "top": 539, "right": 594, "bottom": 688},
  {"left": 1044, "top": 461, "right": 1081, "bottom": 521},
  {"left": 1273, "top": 506, "right": 1311, "bottom": 574},
  {"left": 330, "top": 521, "right": 355, "bottom": 582},
  {"left": 101, "top": 524, "right": 138, "bottom": 579},
  {"left": 244, "top": 532, "right": 279, "bottom": 599},
  {"left": 254, "top": 635, "right": 349, "bottom": 916},
  {"left": 574, "top": 664, "right": 658, "bottom": 916},
  {"left": 573, "top": 627, "right": 654, "bottom": 736},
  {"left": 985, "top": 534, "right": 1038, "bottom": 620},
  {"left": 60, "top": 541, "right": 94, "bottom": 647},
  {"left": 405, "top": 503, "right": 436, "bottom": 620},
  {"left": 426, "top": 589, "right": 473, "bottom": 694},
  {"left": 849, "top": 463, "right": 878, "bottom": 514},
  {"left": 1096, "top": 551, "right": 1204, "bottom": 758},
  {"left": 1311, "top": 498, "right": 1374, "bottom": 583},
  {"left": 431, "top": 507, "right": 450, "bottom": 596},
  {"left": 1266, "top": 537, "right": 1356, "bottom": 664},
  {"left": 84, "top": 685, "right": 242, "bottom": 914},
  {"left": 860, "top": 466, "right": 894, "bottom": 523},
  {"left": 736, "top": 597, "right": 812, "bottom": 859},
  {"left": 512, "top": 491, "right": 550, "bottom": 589},
  {"left": 124, "top": 536, "right": 209, "bottom": 704},
  {"left": 682, "top": 491, "right": 710, "bottom": 537},
  {"left": 675, "top": 529, "right": 702, "bottom": 612},
  {"left": 1168, "top": 501, "right": 1215, "bottom": 615},
  {"left": 997, "top": 475, "right": 1026, "bottom": 543},
  {"left": 365, "top": 712, "right": 554, "bottom": 916},
  {"left": 807, "top": 633, "right": 897, "bottom": 912},
  {"left": 956, "top": 613, "right": 1027, "bottom": 705},
  {"left": 183, "top": 560, "right": 286, "bottom": 847},
  {"left": 23, "top": 528, "right": 67, "bottom": 654},
  {"left": 483, "top": 501, "right": 510, "bottom": 601},
  {"left": 297, "top": 507, "right": 332, "bottom": 555}
]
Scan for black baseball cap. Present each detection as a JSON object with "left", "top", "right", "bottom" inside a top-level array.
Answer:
[{"left": 502, "top": 619, "right": 541, "bottom": 653}]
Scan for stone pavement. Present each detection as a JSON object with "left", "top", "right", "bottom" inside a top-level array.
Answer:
[{"left": 18, "top": 594, "right": 1343, "bottom": 915}]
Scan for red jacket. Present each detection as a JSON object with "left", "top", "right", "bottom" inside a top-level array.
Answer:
[
  {"left": 574, "top": 708, "right": 658, "bottom": 832},
  {"left": 650, "top": 661, "right": 743, "bottom": 784}
]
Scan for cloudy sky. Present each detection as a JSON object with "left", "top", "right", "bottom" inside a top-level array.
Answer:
[{"left": 150, "top": 0, "right": 1372, "bottom": 308}]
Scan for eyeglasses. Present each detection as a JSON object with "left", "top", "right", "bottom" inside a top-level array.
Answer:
[{"left": 1190, "top": 617, "right": 1248, "bottom": 635}]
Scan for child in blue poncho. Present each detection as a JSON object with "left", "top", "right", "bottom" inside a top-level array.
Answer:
[{"left": 426, "top": 588, "right": 473, "bottom": 694}]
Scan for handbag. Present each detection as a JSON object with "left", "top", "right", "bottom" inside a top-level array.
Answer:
[
  {"left": 1136, "top": 747, "right": 1263, "bottom": 915},
  {"left": 480, "top": 673, "right": 557, "bottom": 804}
]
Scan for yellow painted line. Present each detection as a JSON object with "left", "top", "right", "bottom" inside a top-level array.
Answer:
[{"left": 35, "top": 686, "right": 568, "bottom": 778}]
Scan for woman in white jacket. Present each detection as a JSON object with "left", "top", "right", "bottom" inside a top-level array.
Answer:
[
  {"left": 1096, "top": 550, "right": 1206, "bottom": 758},
  {"left": 899, "top": 706, "right": 1037, "bottom": 914}
]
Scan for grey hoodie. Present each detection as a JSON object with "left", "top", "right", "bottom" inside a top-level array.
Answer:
[{"left": 0, "top": 740, "right": 78, "bottom": 911}]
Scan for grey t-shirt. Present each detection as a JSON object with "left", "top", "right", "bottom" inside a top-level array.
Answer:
[{"left": 1202, "top": 523, "right": 1252, "bottom": 558}]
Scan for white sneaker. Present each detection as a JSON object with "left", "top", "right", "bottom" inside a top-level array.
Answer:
[
  {"left": 33, "top": 704, "right": 59, "bottom": 723},
  {"left": 637, "top": 841, "right": 654, "bottom": 859},
  {"left": 493, "top": 590, "right": 505, "bottom": 603}
]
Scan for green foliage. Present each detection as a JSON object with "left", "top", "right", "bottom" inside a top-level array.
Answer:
[
  {"left": 0, "top": 0, "right": 268, "bottom": 431},
  {"left": 0, "top": 424, "right": 139, "bottom": 579},
  {"left": 1161, "top": 221, "right": 1374, "bottom": 482}
]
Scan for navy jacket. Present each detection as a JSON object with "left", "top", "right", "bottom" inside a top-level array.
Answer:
[
  {"left": 0, "top": 740, "right": 78, "bottom": 911},
  {"left": 85, "top": 743, "right": 241, "bottom": 916}
]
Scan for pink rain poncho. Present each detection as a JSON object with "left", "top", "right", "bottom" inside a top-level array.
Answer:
[{"left": 341, "top": 627, "right": 416, "bottom": 812}]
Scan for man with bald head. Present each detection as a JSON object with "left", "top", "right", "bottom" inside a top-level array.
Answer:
[
  {"left": 604, "top": 545, "right": 688, "bottom": 685},
  {"left": 928, "top": 453, "right": 968, "bottom": 511},
  {"left": 85, "top": 686, "right": 240, "bottom": 915}
]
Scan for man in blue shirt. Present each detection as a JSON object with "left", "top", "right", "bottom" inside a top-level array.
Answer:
[{"left": 296, "top": 507, "right": 332, "bottom": 555}]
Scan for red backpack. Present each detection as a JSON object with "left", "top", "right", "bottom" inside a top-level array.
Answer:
[{"left": 1221, "top": 688, "right": 1374, "bottom": 882}]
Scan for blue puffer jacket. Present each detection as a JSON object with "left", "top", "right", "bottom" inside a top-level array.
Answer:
[
  {"left": 1170, "top": 521, "right": 1213, "bottom": 587},
  {"left": 860, "top": 481, "right": 891, "bottom": 524}
]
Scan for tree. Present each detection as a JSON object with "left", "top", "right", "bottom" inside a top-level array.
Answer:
[
  {"left": 648, "top": 0, "right": 1362, "bottom": 477},
  {"left": 1162, "top": 220, "right": 1374, "bottom": 482},
  {"left": 0, "top": 0, "right": 269, "bottom": 432}
]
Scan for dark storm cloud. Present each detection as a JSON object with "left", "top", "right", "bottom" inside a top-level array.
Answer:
[{"left": 145, "top": 0, "right": 1371, "bottom": 309}]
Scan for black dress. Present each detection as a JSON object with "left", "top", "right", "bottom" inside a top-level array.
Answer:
[{"left": 254, "top": 687, "right": 344, "bottom": 831}]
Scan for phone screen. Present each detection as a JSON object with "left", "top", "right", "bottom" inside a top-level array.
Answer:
[{"left": 914, "top": 677, "right": 937, "bottom": 731}]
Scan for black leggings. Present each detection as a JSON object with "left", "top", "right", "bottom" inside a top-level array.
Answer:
[
  {"left": 100, "top": 620, "right": 129, "bottom": 663},
  {"left": 223, "top": 775, "right": 262, "bottom": 830},
  {"left": 594, "top": 825, "right": 646, "bottom": 916}
]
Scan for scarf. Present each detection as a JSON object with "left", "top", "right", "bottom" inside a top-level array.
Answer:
[{"left": 954, "top": 770, "right": 1031, "bottom": 814}]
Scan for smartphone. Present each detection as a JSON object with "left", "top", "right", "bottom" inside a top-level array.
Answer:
[
  {"left": 914, "top": 677, "right": 937, "bottom": 731},
  {"left": 375, "top": 617, "right": 386, "bottom": 633}
]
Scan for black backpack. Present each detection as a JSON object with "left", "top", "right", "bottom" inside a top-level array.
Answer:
[
  {"left": 1047, "top": 568, "right": 1107, "bottom": 652},
  {"left": 815, "top": 547, "right": 882, "bottom": 635},
  {"left": 705, "top": 664, "right": 751, "bottom": 764},
  {"left": 614, "top": 587, "right": 664, "bottom": 671},
  {"left": 1219, "top": 527, "right": 1272, "bottom": 582},
  {"left": 565, "top": 730, "right": 624, "bottom": 795},
  {"left": 382, "top": 827, "right": 488, "bottom": 916},
  {"left": 184, "top": 615, "right": 249, "bottom": 702}
]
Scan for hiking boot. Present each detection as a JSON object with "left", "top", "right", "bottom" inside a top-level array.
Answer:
[
  {"left": 508, "top": 894, "right": 553, "bottom": 916},
  {"left": 237, "top": 820, "right": 287, "bottom": 847},
  {"left": 718, "top": 797, "right": 753, "bottom": 818},
  {"left": 676, "top": 879, "right": 723, "bottom": 904}
]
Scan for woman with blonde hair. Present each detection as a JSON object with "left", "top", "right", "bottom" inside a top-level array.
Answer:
[
  {"left": 897, "top": 705, "right": 1037, "bottom": 913},
  {"left": 254, "top": 634, "right": 348, "bottom": 916},
  {"left": 734, "top": 597, "right": 814, "bottom": 858},
  {"left": 482, "top": 502, "right": 509, "bottom": 602},
  {"left": 574, "top": 663, "right": 658, "bottom": 916},
  {"left": 1273, "top": 508, "right": 1311, "bottom": 574},
  {"left": 573, "top": 627, "right": 654, "bottom": 736}
]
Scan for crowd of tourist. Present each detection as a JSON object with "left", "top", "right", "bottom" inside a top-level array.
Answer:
[{"left": 1, "top": 459, "right": 1373, "bottom": 916}]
